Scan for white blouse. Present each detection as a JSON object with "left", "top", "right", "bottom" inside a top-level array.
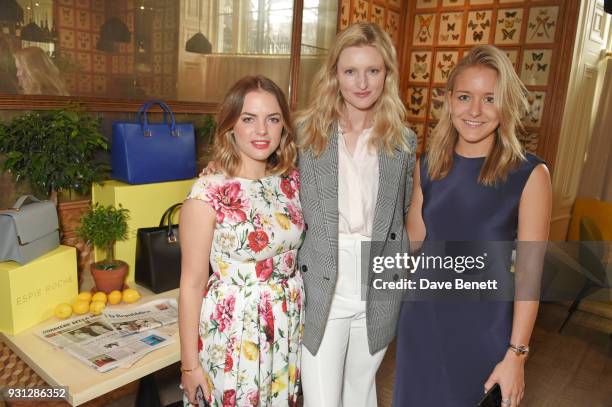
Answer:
[{"left": 338, "top": 127, "right": 379, "bottom": 238}]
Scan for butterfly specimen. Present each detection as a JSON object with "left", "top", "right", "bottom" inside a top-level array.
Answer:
[
  {"left": 525, "top": 63, "right": 534, "bottom": 71},
  {"left": 442, "top": 14, "right": 450, "bottom": 21},
  {"left": 447, "top": 23, "right": 456, "bottom": 31},
  {"left": 473, "top": 31, "right": 484, "bottom": 41},
  {"left": 476, "top": 12, "right": 486, "bottom": 20},
  {"left": 468, "top": 20, "right": 477, "bottom": 30},
  {"left": 442, "top": 54, "right": 453, "bottom": 61},
  {"left": 415, "top": 54, "right": 428, "bottom": 62},
  {"left": 537, "top": 63, "right": 548, "bottom": 71},
  {"left": 506, "top": 11, "right": 517, "bottom": 18},
  {"left": 411, "top": 95, "right": 424, "bottom": 105},
  {"left": 441, "top": 34, "right": 449, "bottom": 41},
  {"left": 452, "top": 33, "right": 460, "bottom": 40},
  {"left": 417, "top": 15, "right": 434, "bottom": 42},
  {"left": 532, "top": 52, "right": 544, "bottom": 61},
  {"left": 502, "top": 28, "right": 516, "bottom": 40},
  {"left": 480, "top": 20, "right": 490, "bottom": 29}
]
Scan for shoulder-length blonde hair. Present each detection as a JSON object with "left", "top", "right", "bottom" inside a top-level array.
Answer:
[
  {"left": 213, "top": 75, "right": 297, "bottom": 177},
  {"left": 13, "top": 47, "right": 69, "bottom": 96},
  {"left": 427, "top": 45, "right": 528, "bottom": 186},
  {"left": 295, "top": 22, "right": 408, "bottom": 156}
]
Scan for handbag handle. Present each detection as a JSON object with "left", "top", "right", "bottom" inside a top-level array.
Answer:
[
  {"left": 159, "top": 203, "right": 183, "bottom": 243},
  {"left": 138, "top": 100, "right": 179, "bottom": 137},
  {"left": 11, "top": 195, "right": 41, "bottom": 210},
  {"left": 137, "top": 100, "right": 170, "bottom": 125}
]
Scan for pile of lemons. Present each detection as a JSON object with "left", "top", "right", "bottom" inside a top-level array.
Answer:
[{"left": 54, "top": 288, "right": 141, "bottom": 319}]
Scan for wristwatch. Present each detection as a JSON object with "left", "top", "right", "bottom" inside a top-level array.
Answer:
[{"left": 509, "top": 343, "right": 530, "bottom": 356}]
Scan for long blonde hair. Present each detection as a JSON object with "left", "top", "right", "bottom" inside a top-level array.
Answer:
[
  {"left": 13, "top": 47, "right": 69, "bottom": 96},
  {"left": 213, "top": 75, "right": 297, "bottom": 177},
  {"left": 427, "top": 45, "right": 528, "bottom": 186},
  {"left": 295, "top": 22, "right": 408, "bottom": 156}
]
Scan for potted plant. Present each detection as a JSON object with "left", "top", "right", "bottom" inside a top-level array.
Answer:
[
  {"left": 0, "top": 105, "right": 109, "bottom": 204},
  {"left": 0, "top": 106, "right": 109, "bottom": 287},
  {"left": 195, "top": 114, "right": 216, "bottom": 168},
  {"left": 76, "top": 203, "right": 130, "bottom": 294}
]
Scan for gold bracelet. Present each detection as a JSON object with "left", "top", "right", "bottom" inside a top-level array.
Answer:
[{"left": 180, "top": 364, "right": 201, "bottom": 373}]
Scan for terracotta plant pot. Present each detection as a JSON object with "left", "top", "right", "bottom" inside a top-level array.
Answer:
[{"left": 91, "top": 260, "right": 128, "bottom": 294}]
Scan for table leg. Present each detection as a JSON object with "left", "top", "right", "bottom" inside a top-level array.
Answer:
[{"left": 136, "top": 373, "right": 162, "bottom": 407}]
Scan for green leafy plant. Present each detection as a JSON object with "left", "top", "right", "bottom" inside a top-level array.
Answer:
[
  {"left": 195, "top": 114, "right": 216, "bottom": 161},
  {"left": 76, "top": 204, "right": 130, "bottom": 270},
  {"left": 0, "top": 106, "right": 109, "bottom": 203}
]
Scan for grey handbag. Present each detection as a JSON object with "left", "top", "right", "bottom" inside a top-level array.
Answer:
[{"left": 0, "top": 195, "right": 60, "bottom": 264}]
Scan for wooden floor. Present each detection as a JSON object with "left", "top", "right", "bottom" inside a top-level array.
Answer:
[{"left": 376, "top": 302, "right": 612, "bottom": 407}]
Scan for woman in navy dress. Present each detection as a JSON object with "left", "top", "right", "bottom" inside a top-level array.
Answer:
[{"left": 393, "top": 45, "right": 551, "bottom": 407}]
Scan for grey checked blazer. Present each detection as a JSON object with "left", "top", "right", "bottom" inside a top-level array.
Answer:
[{"left": 297, "top": 125, "right": 417, "bottom": 355}]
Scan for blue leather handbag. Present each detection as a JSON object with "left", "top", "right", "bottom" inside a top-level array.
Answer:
[{"left": 111, "top": 100, "right": 196, "bottom": 184}]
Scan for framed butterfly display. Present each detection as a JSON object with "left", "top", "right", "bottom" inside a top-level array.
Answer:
[
  {"left": 523, "top": 91, "right": 546, "bottom": 127},
  {"left": 413, "top": 14, "right": 436, "bottom": 46},
  {"left": 495, "top": 8, "right": 524, "bottom": 45},
  {"left": 526, "top": 6, "right": 559, "bottom": 44},
  {"left": 409, "top": 124, "right": 426, "bottom": 153},
  {"left": 501, "top": 48, "right": 520, "bottom": 71},
  {"left": 429, "top": 88, "right": 446, "bottom": 120},
  {"left": 465, "top": 10, "right": 492, "bottom": 45},
  {"left": 434, "top": 51, "right": 458, "bottom": 84},
  {"left": 437, "top": 13, "right": 463, "bottom": 46},
  {"left": 407, "top": 87, "right": 430, "bottom": 119},
  {"left": 442, "top": 0, "right": 464, "bottom": 6},
  {"left": 371, "top": 5, "right": 385, "bottom": 27},
  {"left": 352, "top": 0, "right": 370, "bottom": 22},
  {"left": 520, "top": 49, "right": 552, "bottom": 86},
  {"left": 339, "top": 0, "right": 350, "bottom": 29},
  {"left": 409, "top": 52, "right": 433, "bottom": 83},
  {"left": 416, "top": 0, "right": 438, "bottom": 9},
  {"left": 518, "top": 132, "right": 539, "bottom": 154}
]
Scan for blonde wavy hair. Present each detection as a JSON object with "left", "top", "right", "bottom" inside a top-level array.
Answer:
[
  {"left": 295, "top": 22, "right": 409, "bottom": 156},
  {"left": 13, "top": 47, "right": 69, "bottom": 96},
  {"left": 427, "top": 45, "right": 528, "bottom": 186},
  {"left": 213, "top": 75, "right": 297, "bottom": 177}
]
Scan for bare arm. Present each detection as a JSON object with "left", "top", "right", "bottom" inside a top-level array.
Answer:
[
  {"left": 178, "top": 198, "right": 216, "bottom": 402},
  {"left": 406, "top": 159, "right": 426, "bottom": 250},
  {"left": 485, "top": 163, "right": 552, "bottom": 406}
]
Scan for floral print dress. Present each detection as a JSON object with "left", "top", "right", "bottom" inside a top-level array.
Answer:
[{"left": 185, "top": 170, "right": 305, "bottom": 407}]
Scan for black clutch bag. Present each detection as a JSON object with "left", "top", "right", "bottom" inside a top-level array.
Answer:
[
  {"left": 135, "top": 203, "right": 182, "bottom": 293},
  {"left": 477, "top": 384, "right": 502, "bottom": 407}
]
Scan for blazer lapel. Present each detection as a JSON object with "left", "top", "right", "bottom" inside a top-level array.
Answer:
[
  {"left": 313, "top": 124, "right": 339, "bottom": 279},
  {"left": 371, "top": 148, "right": 403, "bottom": 250}
]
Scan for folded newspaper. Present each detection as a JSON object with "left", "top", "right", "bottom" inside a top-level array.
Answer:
[{"left": 36, "top": 299, "right": 178, "bottom": 373}]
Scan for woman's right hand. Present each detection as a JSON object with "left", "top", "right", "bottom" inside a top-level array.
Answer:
[{"left": 181, "top": 366, "right": 211, "bottom": 405}]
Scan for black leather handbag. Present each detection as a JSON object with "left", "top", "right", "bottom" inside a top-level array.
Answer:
[{"left": 135, "top": 203, "right": 182, "bottom": 293}]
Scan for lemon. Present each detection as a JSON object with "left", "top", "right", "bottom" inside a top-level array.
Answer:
[
  {"left": 108, "top": 290, "right": 122, "bottom": 305},
  {"left": 89, "top": 300, "right": 106, "bottom": 315},
  {"left": 54, "top": 303, "right": 72, "bottom": 319},
  {"left": 76, "top": 291, "right": 92, "bottom": 303},
  {"left": 122, "top": 288, "right": 141, "bottom": 304},
  {"left": 91, "top": 292, "right": 107, "bottom": 304},
  {"left": 72, "top": 300, "right": 90, "bottom": 315}
]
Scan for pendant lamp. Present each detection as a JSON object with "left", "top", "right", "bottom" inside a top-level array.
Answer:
[{"left": 185, "top": 0, "right": 211, "bottom": 54}]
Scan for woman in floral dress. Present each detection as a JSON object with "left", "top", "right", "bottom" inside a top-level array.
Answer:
[{"left": 179, "top": 76, "right": 304, "bottom": 406}]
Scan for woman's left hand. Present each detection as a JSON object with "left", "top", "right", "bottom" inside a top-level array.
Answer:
[{"left": 483, "top": 349, "right": 526, "bottom": 406}]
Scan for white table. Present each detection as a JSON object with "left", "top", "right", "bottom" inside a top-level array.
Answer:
[{"left": 0, "top": 286, "right": 180, "bottom": 406}]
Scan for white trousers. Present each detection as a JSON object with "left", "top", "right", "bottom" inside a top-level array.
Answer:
[{"left": 302, "top": 234, "right": 387, "bottom": 407}]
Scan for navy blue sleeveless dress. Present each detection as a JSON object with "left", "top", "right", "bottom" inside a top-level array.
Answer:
[{"left": 393, "top": 152, "right": 543, "bottom": 407}]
